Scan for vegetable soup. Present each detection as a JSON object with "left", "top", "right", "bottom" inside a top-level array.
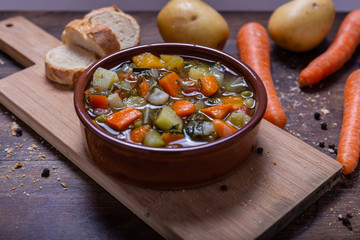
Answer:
[{"left": 84, "top": 52, "right": 256, "bottom": 148}]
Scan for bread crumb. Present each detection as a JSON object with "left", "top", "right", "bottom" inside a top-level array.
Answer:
[
  {"left": 15, "top": 162, "right": 23, "bottom": 168},
  {"left": 321, "top": 108, "right": 330, "bottom": 115}
]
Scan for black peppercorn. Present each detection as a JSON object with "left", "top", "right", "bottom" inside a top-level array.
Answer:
[
  {"left": 15, "top": 128, "right": 22, "bottom": 137},
  {"left": 321, "top": 122, "right": 327, "bottom": 130},
  {"left": 318, "top": 141, "right": 325, "bottom": 148},
  {"left": 328, "top": 143, "right": 336, "bottom": 149},
  {"left": 220, "top": 185, "right": 228, "bottom": 191},
  {"left": 41, "top": 168, "right": 50, "bottom": 177},
  {"left": 314, "top": 112, "right": 321, "bottom": 120},
  {"left": 256, "top": 147, "right": 264, "bottom": 154},
  {"left": 342, "top": 217, "right": 351, "bottom": 226}
]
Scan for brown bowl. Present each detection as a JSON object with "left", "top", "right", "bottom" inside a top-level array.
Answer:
[{"left": 74, "top": 43, "right": 267, "bottom": 190}]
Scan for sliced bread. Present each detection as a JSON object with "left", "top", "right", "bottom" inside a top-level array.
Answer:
[
  {"left": 84, "top": 5, "right": 140, "bottom": 50},
  {"left": 61, "top": 19, "right": 121, "bottom": 58},
  {"left": 45, "top": 45, "right": 97, "bottom": 87}
]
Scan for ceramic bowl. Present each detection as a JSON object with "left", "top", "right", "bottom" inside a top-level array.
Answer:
[{"left": 74, "top": 43, "right": 267, "bottom": 190}]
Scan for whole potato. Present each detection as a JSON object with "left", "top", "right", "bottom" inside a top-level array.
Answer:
[
  {"left": 157, "top": 0, "right": 229, "bottom": 50},
  {"left": 268, "top": 0, "right": 335, "bottom": 52}
]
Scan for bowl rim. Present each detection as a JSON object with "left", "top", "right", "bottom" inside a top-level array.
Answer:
[{"left": 74, "top": 43, "right": 267, "bottom": 154}]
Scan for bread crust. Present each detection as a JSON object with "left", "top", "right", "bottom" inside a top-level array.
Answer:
[
  {"left": 44, "top": 5, "right": 140, "bottom": 87},
  {"left": 62, "top": 19, "right": 121, "bottom": 58},
  {"left": 45, "top": 45, "right": 97, "bottom": 88},
  {"left": 84, "top": 5, "right": 140, "bottom": 49}
]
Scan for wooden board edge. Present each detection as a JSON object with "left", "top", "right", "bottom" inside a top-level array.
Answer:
[{"left": 258, "top": 167, "right": 343, "bottom": 240}]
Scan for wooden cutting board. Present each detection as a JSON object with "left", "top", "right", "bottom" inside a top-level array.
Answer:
[{"left": 0, "top": 16, "right": 343, "bottom": 240}]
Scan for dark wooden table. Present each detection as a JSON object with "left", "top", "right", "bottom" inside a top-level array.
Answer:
[{"left": 0, "top": 11, "right": 359, "bottom": 240}]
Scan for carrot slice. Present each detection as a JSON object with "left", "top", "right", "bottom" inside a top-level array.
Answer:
[
  {"left": 137, "top": 77, "right": 149, "bottom": 98},
  {"left": 299, "top": 9, "right": 360, "bottom": 86},
  {"left": 161, "top": 133, "right": 185, "bottom": 146},
  {"left": 89, "top": 95, "right": 108, "bottom": 109},
  {"left": 220, "top": 96, "right": 245, "bottom": 111},
  {"left": 237, "top": 22, "right": 286, "bottom": 128},
  {"left": 158, "top": 72, "right": 182, "bottom": 97},
  {"left": 172, "top": 100, "right": 196, "bottom": 117},
  {"left": 199, "top": 75, "right": 219, "bottom": 97},
  {"left": 213, "top": 119, "right": 237, "bottom": 138},
  {"left": 336, "top": 70, "right": 360, "bottom": 174},
  {"left": 130, "top": 125, "right": 151, "bottom": 143},
  {"left": 106, "top": 107, "right": 142, "bottom": 131},
  {"left": 201, "top": 103, "right": 232, "bottom": 119},
  {"left": 220, "top": 96, "right": 243, "bottom": 104}
]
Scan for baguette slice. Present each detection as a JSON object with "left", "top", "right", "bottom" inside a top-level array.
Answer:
[
  {"left": 84, "top": 5, "right": 140, "bottom": 50},
  {"left": 62, "top": 19, "right": 121, "bottom": 58},
  {"left": 45, "top": 45, "right": 97, "bottom": 87}
]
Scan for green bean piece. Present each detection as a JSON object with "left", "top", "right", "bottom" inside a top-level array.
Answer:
[{"left": 143, "top": 107, "right": 153, "bottom": 125}]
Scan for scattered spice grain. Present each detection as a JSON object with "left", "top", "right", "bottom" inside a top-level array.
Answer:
[
  {"left": 15, "top": 128, "right": 22, "bottom": 137},
  {"left": 61, "top": 182, "right": 68, "bottom": 188},
  {"left": 256, "top": 147, "right": 264, "bottom": 154},
  {"left": 321, "top": 122, "right": 327, "bottom": 130},
  {"left": 341, "top": 217, "right": 352, "bottom": 231},
  {"left": 41, "top": 168, "right": 50, "bottom": 177},
  {"left": 15, "top": 162, "right": 23, "bottom": 168},
  {"left": 347, "top": 211, "right": 353, "bottom": 218},
  {"left": 328, "top": 143, "right": 336, "bottom": 149},
  {"left": 220, "top": 185, "right": 228, "bottom": 191},
  {"left": 318, "top": 141, "right": 325, "bottom": 148},
  {"left": 314, "top": 112, "right": 321, "bottom": 120}
]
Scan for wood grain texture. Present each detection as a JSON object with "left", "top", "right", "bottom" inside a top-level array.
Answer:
[
  {"left": 1, "top": 11, "right": 359, "bottom": 240},
  {"left": 0, "top": 15, "right": 343, "bottom": 240}
]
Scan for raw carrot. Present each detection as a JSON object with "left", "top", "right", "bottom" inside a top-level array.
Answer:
[
  {"left": 89, "top": 94, "right": 108, "bottom": 109},
  {"left": 158, "top": 72, "right": 182, "bottom": 97},
  {"left": 201, "top": 104, "right": 232, "bottom": 119},
  {"left": 106, "top": 107, "right": 142, "bottom": 131},
  {"left": 136, "top": 77, "right": 149, "bottom": 98},
  {"left": 199, "top": 75, "right": 219, "bottom": 97},
  {"left": 213, "top": 119, "right": 237, "bottom": 138},
  {"left": 130, "top": 125, "right": 151, "bottom": 143},
  {"left": 237, "top": 22, "right": 286, "bottom": 128},
  {"left": 161, "top": 132, "right": 185, "bottom": 146},
  {"left": 336, "top": 70, "right": 360, "bottom": 174},
  {"left": 172, "top": 100, "right": 196, "bottom": 117},
  {"left": 299, "top": 9, "right": 360, "bottom": 86}
]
